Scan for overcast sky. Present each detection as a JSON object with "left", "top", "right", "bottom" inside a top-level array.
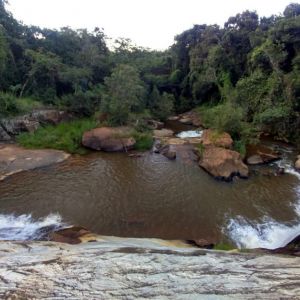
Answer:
[{"left": 7, "top": 0, "right": 294, "bottom": 50}]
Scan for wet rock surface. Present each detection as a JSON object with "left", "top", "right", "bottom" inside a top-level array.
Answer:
[
  {"left": 199, "top": 146, "right": 249, "bottom": 180},
  {"left": 246, "top": 144, "right": 281, "bottom": 165},
  {"left": 82, "top": 127, "right": 136, "bottom": 152},
  {"left": 0, "top": 238, "right": 299, "bottom": 299},
  {"left": 0, "top": 144, "right": 70, "bottom": 181}
]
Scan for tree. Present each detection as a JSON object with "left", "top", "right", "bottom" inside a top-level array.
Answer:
[
  {"left": 284, "top": 3, "right": 300, "bottom": 18},
  {"left": 101, "top": 64, "right": 146, "bottom": 125}
]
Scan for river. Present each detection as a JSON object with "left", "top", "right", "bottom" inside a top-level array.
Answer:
[{"left": 0, "top": 127, "right": 299, "bottom": 249}]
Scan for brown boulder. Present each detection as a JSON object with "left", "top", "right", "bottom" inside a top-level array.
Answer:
[
  {"left": 199, "top": 146, "right": 249, "bottom": 180},
  {"left": 49, "top": 226, "right": 92, "bottom": 244},
  {"left": 153, "top": 129, "right": 174, "bottom": 138},
  {"left": 201, "top": 129, "right": 233, "bottom": 149},
  {"left": 82, "top": 127, "right": 136, "bottom": 152}
]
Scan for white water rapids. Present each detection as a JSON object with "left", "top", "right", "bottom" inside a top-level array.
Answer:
[{"left": 227, "top": 155, "right": 300, "bottom": 249}]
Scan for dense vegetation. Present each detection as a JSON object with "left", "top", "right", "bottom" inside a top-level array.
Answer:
[{"left": 1, "top": 1, "right": 300, "bottom": 148}]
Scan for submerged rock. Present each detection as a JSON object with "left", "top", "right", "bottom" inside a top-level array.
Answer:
[
  {"left": 0, "top": 144, "right": 70, "bottom": 181},
  {"left": 82, "top": 127, "right": 136, "bottom": 152},
  {"left": 246, "top": 144, "right": 281, "bottom": 165},
  {"left": 201, "top": 129, "right": 233, "bottom": 149},
  {"left": 247, "top": 154, "right": 264, "bottom": 165},
  {"left": 199, "top": 146, "right": 249, "bottom": 180},
  {"left": 160, "top": 145, "right": 177, "bottom": 160}
]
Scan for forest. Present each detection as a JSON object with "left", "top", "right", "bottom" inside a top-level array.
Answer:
[{"left": 1, "top": 0, "right": 300, "bottom": 151}]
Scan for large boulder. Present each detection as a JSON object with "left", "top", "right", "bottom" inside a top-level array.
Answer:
[
  {"left": 82, "top": 127, "right": 136, "bottom": 152},
  {"left": 201, "top": 129, "right": 233, "bottom": 149},
  {"left": 199, "top": 146, "right": 249, "bottom": 180}
]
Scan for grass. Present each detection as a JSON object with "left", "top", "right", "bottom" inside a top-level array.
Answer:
[
  {"left": 132, "top": 131, "right": 153, "bottom": 151},
  {"left": 213, "top": 243, "right": 236, "bottom": 251},
  {"left": 0, "top": 92, "right": 44, "bottom": 117},
  {"left": 17, "top": 118, "right": 98, "bottom": 154}
]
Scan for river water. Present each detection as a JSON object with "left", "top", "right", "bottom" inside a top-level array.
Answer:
[{"left": 0, "top": 131, "right": 299, "bottom": 249}]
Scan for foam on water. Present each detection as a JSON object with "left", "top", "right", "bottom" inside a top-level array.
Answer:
[
  {"left": 176, "top": 130, "right": 203, "bottom": 139},
  {"left": 228, "top": 154, "right": 300, "bottom": 249},
  {"left": 0, "top": 213, "right": 65, "bottom": 241}
]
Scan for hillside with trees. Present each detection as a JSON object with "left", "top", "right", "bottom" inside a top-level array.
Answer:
[{"left": 1, "top": 0, "right": 300, "bottom": 149}]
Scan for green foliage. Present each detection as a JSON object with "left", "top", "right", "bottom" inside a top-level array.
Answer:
[
  {"left": 101, "top": 64, "right": 146, "bottom": 125},
  {"left": 132, "top": 131, "right": 153, "bottom": 151},
  {"left": 213, "top": 243, "right": 235, "bottom": 251},
  {"left": 0, "top": 92, "right": 42, "bottom": 117},
  {"left": 17, "top": 119, "right": 97, "bottom": 154},
  {"left": 59, "top": 85, "right": 104, "bottom": 117},
  {"left": 149, "top": 86, "right": 175, "bottom": 121}
]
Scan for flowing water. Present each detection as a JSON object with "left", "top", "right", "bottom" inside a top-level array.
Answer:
[{"left": 0, "top": 129, "right": 299, "bottom": 248}]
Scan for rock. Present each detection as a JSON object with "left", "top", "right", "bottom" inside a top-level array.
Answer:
[
  {"left": 0, "top": 144, "right": 70, "bottom": 181},
  {"left": 160, "top": 145, "right": 176, "bottom": 160},
  {"left": 201, "top": 129, "right": 233, "bottom": 149},
  {"left": 199, "top": 146, "right": 249, "bottom": 180},
  {"left": 247, "top": 155, "right": 264, "bottom": 165},
  {"left": 179, "top": 111, "right": 203, "bottom": 127},
  {"left": 0, "top": 238, "right": 299, "bottom": 299},
  {"left": 31, "top": 109, "right": 72, "bottom": 125},
  {"left": 153, "top": 129, "right": 174, "bottom": 138},
  {"left": 49, "top": 226, "right": 93, "bottom": 244},
  {"left": 179, "top": 117, "right": 193, "bottom": 125},
  {"left": 1, "top": 116, "right": 39, "bottom": 135},
  {"left": 0, "top": 110, "right": 72, "bottom": 141},
  {"left": 0, "top": 125, "right": 11, "bottom": 141},
  {"left": 190, "top": 239, "right": 216, "bottom": 249},
  {"left": 82, "top": 127, "right": 136, "bottom": 152},
  {"left": 246, "top": 144, "right": 281, "bottom": 165},
  {"left": 167, "top": 116, "right": 180, "bottom": 121},
  {"left": 147, "top": 120, "right": 164, "bottom": 130},
  {"left": 295, "top": 157, "right": 300, "bottom": 170}
]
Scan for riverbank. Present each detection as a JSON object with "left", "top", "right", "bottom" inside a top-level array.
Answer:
[{"left": 0, "top": 237, "right": 299, "bottom": 299}]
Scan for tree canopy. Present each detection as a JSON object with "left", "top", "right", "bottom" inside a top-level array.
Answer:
[{"left": 0, "top": 1, "right": 300, "bottom": 144}]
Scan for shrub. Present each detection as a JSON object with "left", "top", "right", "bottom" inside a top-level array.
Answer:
[
  {"left": 17, "top": 118, "right": 97, "bottom": 154},
  {"left": 0, "top": 92, "right": 43, "bottom": 117}
]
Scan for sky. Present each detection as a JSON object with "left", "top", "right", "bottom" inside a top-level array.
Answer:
[{"left": 7, "top": 0, "right": 295, "bottom": 50}]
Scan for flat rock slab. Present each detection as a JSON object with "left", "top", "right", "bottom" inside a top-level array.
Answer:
[
  {"left": 0, "top": 144, "right": 70, "bottom": 180},
  {"left": 0, "top": 238, "right": 299, "bottom": 299}
]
